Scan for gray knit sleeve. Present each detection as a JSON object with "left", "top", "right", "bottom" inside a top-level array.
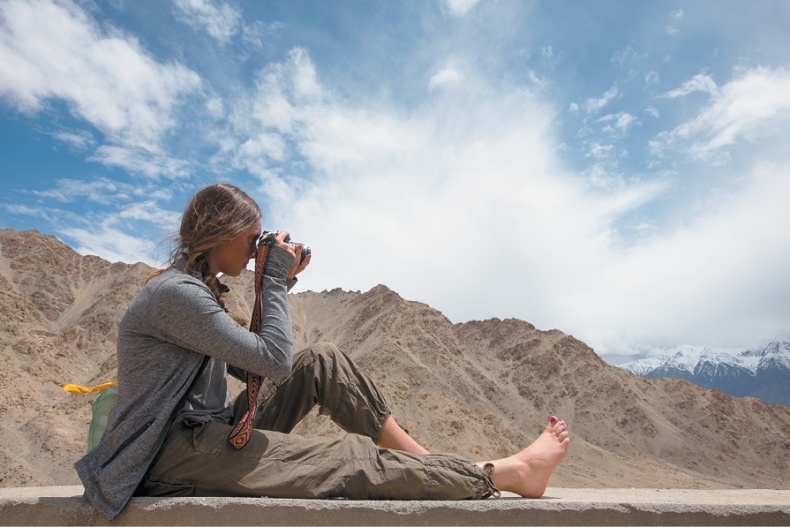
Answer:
[
  {"left": 132, "top": 248, "right": 295, "bottom": 380},
  {"left": 256, "top": 244, "right": 295, "bottom": 372}
]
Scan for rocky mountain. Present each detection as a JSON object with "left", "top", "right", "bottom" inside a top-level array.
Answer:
[
  {"left": 619, "top": 342, "right": 790, "bottom": 406},
  {"left": 1, "top": 229, "right": 789, "bottom": 491}
]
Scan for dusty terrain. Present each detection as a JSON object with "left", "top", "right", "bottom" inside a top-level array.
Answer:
[{"left": 1, "top": 228, "right": 788, "bottom": 490}]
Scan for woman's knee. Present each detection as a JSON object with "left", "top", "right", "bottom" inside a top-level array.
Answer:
[
  {"left": 297, "top": 342, "right": 343, "bottom": 364},
  {"left": 294, "top": 343, "right": 362, "bottom": 385}
]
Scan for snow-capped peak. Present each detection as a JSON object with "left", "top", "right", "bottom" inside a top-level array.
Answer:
[{"left": 619, "top": 339, "right": 790, "bottom": 376}]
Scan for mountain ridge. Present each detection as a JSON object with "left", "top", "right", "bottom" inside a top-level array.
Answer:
[
  {"left": 1, "top": 228, "right": 789, "bottom": 491},
  {"left": 619, "top": 341, "right": 790, "bottom": 405}
]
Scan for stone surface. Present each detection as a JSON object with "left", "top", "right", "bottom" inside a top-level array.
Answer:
[{"left": 2, "top": 486, "right": 789, "bottom": 526}]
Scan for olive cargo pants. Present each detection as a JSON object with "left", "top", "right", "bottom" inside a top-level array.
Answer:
[{"left": 138, "top": 343, "right": 493, "bottom": 499}]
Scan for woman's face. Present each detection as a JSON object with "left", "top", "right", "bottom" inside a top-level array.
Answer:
[{"left": 206, "top": 219, "right": 262, "bottom": 277}]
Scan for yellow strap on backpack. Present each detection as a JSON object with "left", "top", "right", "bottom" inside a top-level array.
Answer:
[
  {"left": 62, "top": 380, "right": 118, "bottom": 394},
  {"left": 63, "top": 380, "right": 119, "bottom": 452}
]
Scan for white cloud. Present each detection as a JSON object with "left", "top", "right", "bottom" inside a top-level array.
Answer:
[
  {"left": 217, "top": 49, "right": 790, "bottom": 359},
  {"left": 576, "top": 160, "right": 790, "bottom": 353},
  {"left": 445, "top": 0, "right": 480, "bottom": 17},
  {"left": 428, "top": 67, "right": 463, "bottom": 90},
  {"left": 586, "top": 142, "right": 615, "bottom": 160},
  {"left": 51, "top": 192, "right": 180, "bottom": 264},
  {"left": 645, "top": 71, "right": 660, "bottom": 85},
  {"left": 27, "top": 179, "right": 178, "bottom": 238},
  {"left": 59, "top": 222, "right": 157, "bottom": 264},
  {"left": 238, "top": 47, "right": 322, "bottom": 138},
  {"left": 117, "top": 200, "right": 181, "bottom": 230},
  {"left": 582, "top": 85, "right": 620, "bottom": 114},
  {"left": 597, "top": 112, "right": 638, "bottom": 134},
  {"left": 662, "top": 73, "right": 719, "bottom": 98},
  {"left": 611, "top": 44, "right": 646, "bottom": 67},
  {"left": 240, "top": 19, "right": 283, "bottom": 52},
  {"left": 50, "top": 129, "right": 95, "bottom": 149},
  {"left": 237, "top": 134, "right": 288, "bottom": 163},
  {"left": 217, "top": 50, "right": 678, "bottom": 352},
  {"left": 666, "top": 8, "right": 684, "bottom": 35},
  {"left": 89, "top": 146, "right": 192, "bottom": 178},
  {"left": 655, "top": 67, "right": 790, "bottom": 162},
  {"left": 0, "top": 0, "right": 201, "bottom": 170},
  {"left": 173, "top": 0, "right": 241, "bottom": 44},
  {"left": 3, "top": 203, "right": 50, "bottom": 219},
  {"left": 289, "top": 48, "right": 323, "bottom": 100},
  {"left": 32, "top": 177, "right": 136, "bottom": 204},
  {"left": 5, "top": 3, "right": 788, "bottom": 362}
]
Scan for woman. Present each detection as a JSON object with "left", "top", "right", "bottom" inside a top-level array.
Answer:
[{"left": 75, "top": 183, "right": 570, "bottom": 520}]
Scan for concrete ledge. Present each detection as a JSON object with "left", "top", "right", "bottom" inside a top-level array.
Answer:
[{"left": 2, "top": 486, "right": 789, "bottom": 526}]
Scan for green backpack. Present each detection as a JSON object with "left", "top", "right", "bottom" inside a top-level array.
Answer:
[{"left": 63, "top": 381, "right": 118, "bottom": 452}]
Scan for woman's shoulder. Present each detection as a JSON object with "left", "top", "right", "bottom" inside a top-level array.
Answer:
[
  {"left": 147, "top": 266, "right": 201, "bottom": 286},
  {"left": 137, "top": 267, "right": 213, "bottom": 306}
]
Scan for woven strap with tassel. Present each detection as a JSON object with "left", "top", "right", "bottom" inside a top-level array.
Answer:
[{"left": 227, "top": 242, "right": 270, "bottom": 449}]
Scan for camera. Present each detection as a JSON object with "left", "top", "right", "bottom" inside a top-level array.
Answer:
[{"left": 259, "top": 230, "right": 311, "bottom": 264}]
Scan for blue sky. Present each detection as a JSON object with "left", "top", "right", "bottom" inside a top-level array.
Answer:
[{"left": 2, "top": 0, "right": 790, "bottom": 363}]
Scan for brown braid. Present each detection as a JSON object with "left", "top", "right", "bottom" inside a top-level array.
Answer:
[{"left": 191, "top": 253, "right": 224, "bottom": 304}]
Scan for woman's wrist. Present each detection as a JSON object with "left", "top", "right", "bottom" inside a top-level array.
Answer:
[{"left": 263, "top": 245, "right": 296, "bottom": 278}]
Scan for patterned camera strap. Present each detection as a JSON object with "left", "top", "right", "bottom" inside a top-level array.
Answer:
[{"left": 227, "top": 243, "right": 269, "bottom": 449}]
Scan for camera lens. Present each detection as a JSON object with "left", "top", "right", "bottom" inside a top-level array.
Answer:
[{"left": 293, "top": 243, "right": 311, "bottom": 263}]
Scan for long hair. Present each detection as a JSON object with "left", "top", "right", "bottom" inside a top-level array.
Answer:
[{"left": 151, "top": 183, "right": 261, "bottom": 322}]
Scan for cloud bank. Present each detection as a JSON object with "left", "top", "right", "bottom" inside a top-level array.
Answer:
[{"left": 1, "top": 0, "right": 789, "bottom": 361}]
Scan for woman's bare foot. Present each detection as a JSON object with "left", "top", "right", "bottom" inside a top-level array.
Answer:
[{"left": 477, "top": 416, "right": 569, "bottom": 498}]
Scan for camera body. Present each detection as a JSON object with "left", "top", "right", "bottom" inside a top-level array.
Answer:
[{"left": 259, "top": 230, "right": 311, "bottom": 264}]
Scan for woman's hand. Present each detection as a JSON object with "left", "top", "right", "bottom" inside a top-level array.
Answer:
[
  {"left": 288, "top": 245, "right": 311, "bottom": 279},
  {"left": 274, "top": 230, "right": 311, "bottom": 280}
]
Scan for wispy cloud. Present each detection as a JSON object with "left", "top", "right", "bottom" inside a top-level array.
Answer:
[
  {"left": 666, "top": 8, "right": 684, "bottom": 35},
  {"left": 43, "top": 183, "right": 181, "bottom": 264},
  {"left": 428, "top": 67, "right": 463, "bottom": 90},
  {"left": 652, "top": 67, "right": 790, "bottom": 162},
  {"left": 3, "top": 203, "right": 52, "bottom": 220},
  {"left": 58, "top": 221, "right": 161, "bottom": 264},
  {"left": 117, "top": 200, "right": 181, "bottom": 230},
  {"left": 173, "top": 0, "right": 241, "bottom": 44},
  {"left": 50, "top": 129, "right": 95, "bottom": 150},
  {"left": 2, "top": 0, "right": 789, "bottom": 360},
  {"left": 661, "top": 73, "right": 719, "bottom": 98},
  {"left": 597, "top": 112, "right": 638, "bottom": 135},
  {"left": 25, "top": 177, "right": 179, "bottom": 258},
  {"left": 31, "top": 177, "right": 138, "bottom": 204},
  {"left": 580, "top": 159, "right": 790, "bottom": 353},
  {"left": 445, "top": 0, "right": 481, "bottom": 17},
  {"left": 89, "top": 146, "right": 192, "bottom": 179},
  {"left": 216, "top": 50, "right": 670, "bottom": 341},
  {"left": 580, "top": 85, "right": 621, "bottom": 114},
  {"left": 0, "top": 0, "right": 202, "bottom": 175},
  {"left": 223, "top": 47, "right": 790, "bottom": 357}
]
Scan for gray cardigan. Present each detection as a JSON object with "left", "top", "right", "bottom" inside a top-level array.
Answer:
[{"left": 75, "top": 246, "right": 295, "bottom": 520}]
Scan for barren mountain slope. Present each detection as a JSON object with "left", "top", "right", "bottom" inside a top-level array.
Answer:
[
  {"left": 0, "top": 230, "right": 150, "bottom": 486},
  {"left": 283, "top": 287, "right": 790, "bottom": 489},
  {"left": 1, "top": 229, "right": 788, "bottom": 491}
]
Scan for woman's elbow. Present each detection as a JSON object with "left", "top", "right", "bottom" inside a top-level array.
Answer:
[{"left": 269, "top": 357, "right": 293, "bottom": 382}]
